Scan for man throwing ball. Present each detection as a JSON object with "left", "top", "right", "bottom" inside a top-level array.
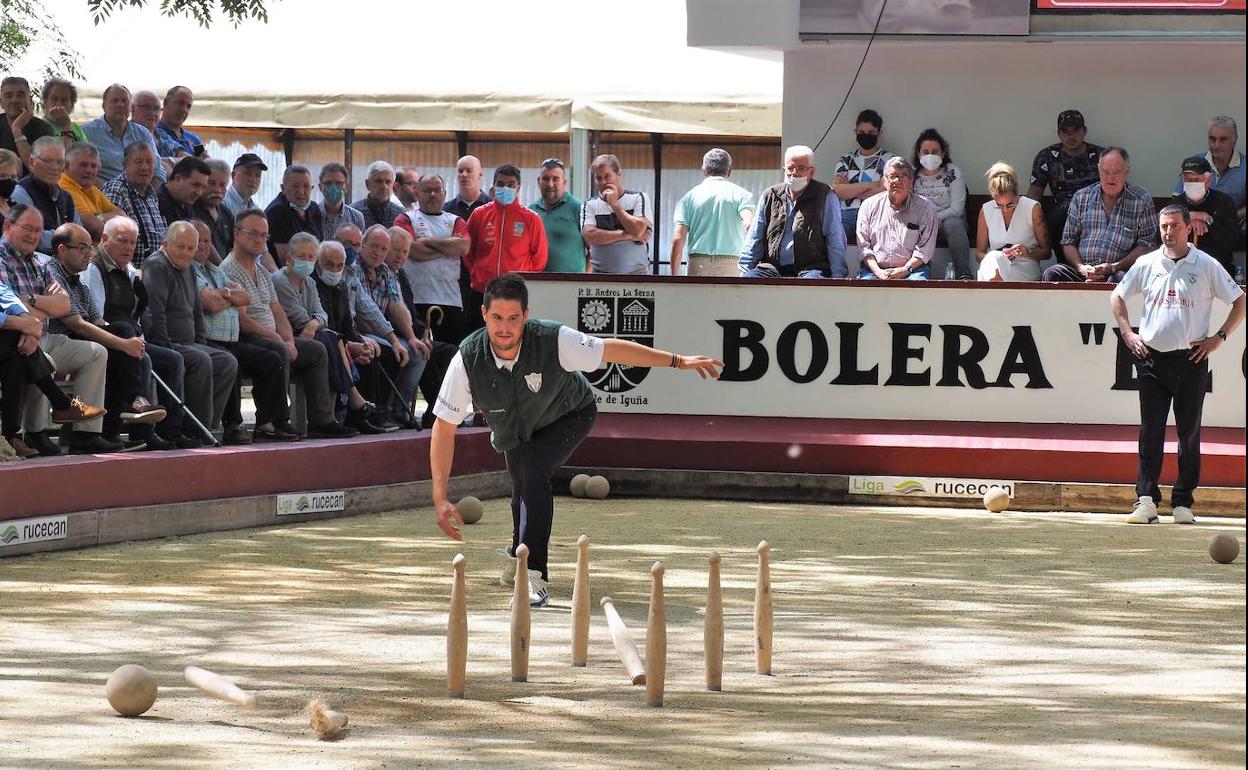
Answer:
[{"left": 430, "top": 273, "right": 723, "bottom": 606}]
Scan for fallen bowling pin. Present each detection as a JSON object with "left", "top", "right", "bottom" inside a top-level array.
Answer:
[{"left": 183, "top": 665, "right": 257, "bottom": 710}]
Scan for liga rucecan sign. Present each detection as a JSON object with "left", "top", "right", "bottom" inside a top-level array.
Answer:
[{"left": 531, "top": 279, "right": 1246, "bottom": 428}]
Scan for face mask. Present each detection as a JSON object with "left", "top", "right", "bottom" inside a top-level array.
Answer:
[
  {"left": 919, "top": 154, "right": 943, "bottom": 171},
  {"left": 0, "top": 178, "right": 15, "bottom": 198},
  {"left": 290, "top": 199, "right": 312, "bottom": 213},
  {"left": 856, "top": 132, "right": 879, "bottom": 151},
  {"left": 494, "top": 186, "right": 517, "bottom": 206},
  {"left": 321, "top": 184, "right": 344, "bottom": 204},
  {"left": 343, "top": 246, "right": 359, "bottom": 267},
  {"left": 320, "top": 269, "right": 344, "bottom": 286},
  {"left": 1183, "top": 181, "right": 1207, "bottom": 202},
  {"left": 292, "top": 259, "right": 315, "bottom": 278},
  {"left": 786, "top": 175, "right": 809, "bottom": 193}
]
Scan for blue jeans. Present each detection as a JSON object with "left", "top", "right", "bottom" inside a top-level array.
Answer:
[
  {"left": 369, "top": 335, "right": 428, "bottom": 419},
  {"left": 856, "top": 264, "right": 931, "bottom": 280},
  {"left": 841, "top": 206, "right": 860, "bottom": 236}
]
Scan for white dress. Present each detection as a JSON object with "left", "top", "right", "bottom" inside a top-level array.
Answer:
[{"left": 977, "top": 196, "right": 1043, "bottom": 282}]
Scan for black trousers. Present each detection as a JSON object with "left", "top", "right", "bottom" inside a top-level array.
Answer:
[
  {"left": 0, "top": 329, "right": 61, "bottom": 438},
  {"left": 1044, "top": 200, "right": 1072, "bottom": 262},
  {"left": 503, "top": 402, "right": 597, "bottom": 581},
  {"left": 417, "top": 340, "right": 458, "bottom": 423},
  {"left": 209, "top": 339, "right": 286, "bottom": 427},
  {"left": 413, "top": 303, "right": 466, "bottom": 346},
  {"left": 1135, "top": 349, "right": 1208, "bottom": 508}
]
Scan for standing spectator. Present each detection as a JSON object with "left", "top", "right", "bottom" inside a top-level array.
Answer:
[
  {"left": 530, "top": 159, "right": 585, "bottom": 275},
  {"left": 82, "top": 84, "right": 166, "bottom": 183},
  {"left": 466, "top": 164, "right": 548, "bottom": 303},
  {"left": 60, "top": 142, "right": 119, "bottom": 243},
  {"left": 855, "top": 157, "right": 938, "bottom": 280},
  {"left": 11, "top": 137, "right": 78, "bottom": 253},
  {"left": 194, "top": 159, "right": 235, "bottom": 261},
  {"left": 975, "top": 162, "right": 1049, "bottom": 282},
  {"left": 395, "top": 166, "right": 421, "bottom": 211},
  {"left": 580, "top": 154, "right": 651, "bottom": 275},
  {"left": 0, "top": 76, "right": 54, "bottom": 172},
  {"left": 155, "top": 86, "right": 204, "bottom": 161},
  {"left": 1027, "top": 109, "right": 1105, "bottom": 262},
  {"left": 671, "top": 148, "right": 755, "bottom": 277},
  {"left": 1172, "top": 156, "right": 1239, "bottom": 276},
  {"left": 910, "top": 128, "right": 970, "bottom": 279},
  {"left": 832, "top": 109, "right": 888, "bottom": 235},
  {"left": 740, "top": 145, "right": 846, "bottom": 279},
  {"left": 223, "top": 153, "right": 267, "bottom": 217},
  {"left": 40, "top": 78, "right": 87, "bottom": 147},
  {"left": 265, "top": 165, "right": 321, "bottom": 269},
  {"left": 158, "top": 156, "right": 211, "bottom": 225},
  {"left": 1043, "top": 147, "right": 1157, "bottom": 283},
  {"left": 1174, "top": 115, "right": 1244, "bottom": 221},
  {"left": 317, "top": 162, "right": 365, "bottom": 242},
  {"left": 394, "top": 173, "right": 470, "bottom": 344},
  {"left": 101, "top": 142, "right": 167, "bottom": 266},
  {"left": 352, "top": 161, "right": 403, "bottom": 229},
  {"left": 445, "top": 155, "right": 491, "bottom": 331},
  {"left": 1112, "top": 205, "right": 1244, "bottom": 524}
]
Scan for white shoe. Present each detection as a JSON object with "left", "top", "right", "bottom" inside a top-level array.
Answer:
[
  {"left": 498, "top": 548, "right": 517, "bottom": 587},
  {"left": 1172, "top": 506, "right": 1196, "bottom": 525},
  {"left": 528, "top": 574, "right": 549, "bottom": 608},
  {"left": 1126, "top": 496, "right": 1159, "bottom": 524}
]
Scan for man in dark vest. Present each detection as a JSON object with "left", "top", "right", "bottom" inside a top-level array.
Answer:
[
  {"left": 430, "top": 273, "right": 722, "bottom": 607},
  {"left": 739, "top": 144, "right": 848, "bottom": 279}
]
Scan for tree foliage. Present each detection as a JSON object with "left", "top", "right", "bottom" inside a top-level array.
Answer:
[{"left": 87, "top": 0, "right": 270, "bottom": 28}]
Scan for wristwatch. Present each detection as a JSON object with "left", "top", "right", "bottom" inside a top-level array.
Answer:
[
  {"left": 1216, "top": 330, "right": 1228, "bottom": 341},
  {"left": 25, "top": 293, "right": 38, "bottom": 309}
]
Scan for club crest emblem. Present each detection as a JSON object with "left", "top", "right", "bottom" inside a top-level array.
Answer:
[
  {"left": 577, "top": 295, "right": 655, "bottom": 394},
  {"left": 524, "top": 372, "right": 542, "bottom": 393}
]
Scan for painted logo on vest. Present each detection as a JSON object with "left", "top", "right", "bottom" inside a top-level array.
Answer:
[
  {"left": 577, "top": 296, "right": 655, "bottom": 394},
  {"left": 525, "top": 372, "right": 542, "bottom": 393}
]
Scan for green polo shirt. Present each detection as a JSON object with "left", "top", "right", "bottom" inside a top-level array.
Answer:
[
  {"left": 673, "top": 175, "right": 756, "bottom": 257},
  {"left": 531, "top": 193, "right": 585, "bottom": 273}
]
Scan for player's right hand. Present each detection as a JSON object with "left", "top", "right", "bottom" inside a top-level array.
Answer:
[{"left": 436, "top": 499, "right": 465, "bottom": 541}]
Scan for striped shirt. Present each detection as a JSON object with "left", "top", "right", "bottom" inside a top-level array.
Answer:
[
  {"left": 193, "top": 260, "right": 240, "bottom": 343},
  {"left": 1060, "top": 183, "right": 1159, "bottom": 267},
  {"left": 101, "top": 177, "right": 168, "bottom": 266},
  {"left": 46, "top": 258, "right": 101, "bottom": 336}
]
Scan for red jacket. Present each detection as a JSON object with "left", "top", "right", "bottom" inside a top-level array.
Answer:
[{"left": 464, "top": 200, "right": 548, "bottom": 292}]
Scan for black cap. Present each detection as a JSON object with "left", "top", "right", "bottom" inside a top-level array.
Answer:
[
  {"left": 1057, "top": 110, "right": 1086, "bottom": 130},
  {"left": 1181, "top": 156, "right": 1212, "bottom": 175},
  {"left": 232, "top": 153, "right": 268, "bottom": 171}
]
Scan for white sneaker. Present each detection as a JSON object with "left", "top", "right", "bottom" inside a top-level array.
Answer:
[
  {"left": 1172, "top": 506, "right": 1196, "bottom": 525},
  {"left": 498, "top": 548, "right": 517, "bottom": 587},
  {"left": 1126, "top": 496, "right": 1159, "bottom": 524},
  {"left": 528, "top": 574, "right": 549, "bottom": 608}
]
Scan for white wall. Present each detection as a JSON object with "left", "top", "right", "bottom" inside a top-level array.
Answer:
[{"left": 782, "top": 39, "right": 1246, "bottom": 197}]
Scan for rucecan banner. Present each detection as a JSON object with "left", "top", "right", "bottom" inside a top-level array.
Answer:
[{"left": 525, "top": 279, "right": 1246, "bottom": 428}]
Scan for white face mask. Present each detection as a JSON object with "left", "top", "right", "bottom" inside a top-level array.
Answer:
[
  {"left": 1183, "top": 181, "right": 1207, "bottom": 202},
  {"left": 786, "top": 175, "right": 808, "bottom": 193},
  {"left": 919, "top": 154, "right": 943, "bottom": 171}
]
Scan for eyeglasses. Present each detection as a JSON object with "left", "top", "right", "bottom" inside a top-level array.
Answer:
[
  {"left": 63, "top": 243, "right": 93, "bottom": 254},
  {"left": 541, "top": 158, "right": 566, "bottom": 169},
  {"left": 236, "top": 226, "right": 269, "bottom": 239},
  {"left": 784, "top": 165, "right": 811, "bottom": 174},
  {"left": 34, "top": 156, "right": 65, "bottom": 168},
  {"left": 12, "top": 223, "right": 41, "bottom": 235}
]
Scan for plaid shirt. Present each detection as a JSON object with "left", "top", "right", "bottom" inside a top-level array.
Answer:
[
  {"left": 352, "top": 197, "right": 404, "bottom": 229},
  {"left": 45, "top": 258, "right": 101, "bottom": 336},
  {"left": 101, "top": 177, "right": 168, "bottom": 266},
  {"left": 1060, "top": 182, "right": 1159, "bottom": 267},
  {"left": 193, "top": 261, "right": 240, "bottom": 343},
  {"left": 343, "top": 270, "right": 393, "bottom": 337},
  {"left": 352, "top": 262, "right": 401, "bottom": 312},
  {"left": 320, "top": 202, "right": 365, "bottom": 242},
  {"left": 0, "top": 239, "right": 62, "bottom": 300}
]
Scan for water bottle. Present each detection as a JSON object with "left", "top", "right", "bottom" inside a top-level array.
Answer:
[{"left": 944, "top": 261, "right": 955, "bottom": 280}]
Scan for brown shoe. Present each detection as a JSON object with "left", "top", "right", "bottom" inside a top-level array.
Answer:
[
  {"left": 7, "top": 437, "right": 39, "bottom": 459},
  {"left": 50, "top": 396, "right": 107, "bottom": 424},
  {"left": 120, "top": 396, "right": 167, "bottom": 425}
]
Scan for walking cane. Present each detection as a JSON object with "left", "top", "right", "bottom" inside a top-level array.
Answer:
[{"left": 150, "top": 369, "right": 220, "bottom": 447}]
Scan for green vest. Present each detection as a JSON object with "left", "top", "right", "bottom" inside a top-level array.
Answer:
[{"left": 460, "top": 319, "right": 595, "bottom": 452}]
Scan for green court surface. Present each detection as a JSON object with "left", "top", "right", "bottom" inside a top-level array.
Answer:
[{"left": 0, "top": 498, "right": 1243, "bottom": 769}]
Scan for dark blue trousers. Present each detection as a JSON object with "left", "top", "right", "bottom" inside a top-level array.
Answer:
[{"left": 1135, "top": 349, "right": 1208, "bottom": 508}]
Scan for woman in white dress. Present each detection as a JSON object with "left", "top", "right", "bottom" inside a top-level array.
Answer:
[{"left": 975, "top": 162, "right": 1049, "bottom": 281}]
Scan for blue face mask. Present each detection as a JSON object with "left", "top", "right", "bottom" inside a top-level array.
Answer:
[
  {"left": 320, "top": 269, "right": 344, "bottom": 286},
  {"left": 321, "top": 183, "right": 344, "bottom": 204},
  {"left": 493, "top": 186, "right": 517, "bottom": 206},
  {"left": 292, "top": 259, "right": 315, "bottom": 278},
  {"left": 290, "top": 199, "right": 313, "bottom": 212},
  {"left": 343, "top": 247, "right": 359, "bottom": 267}
]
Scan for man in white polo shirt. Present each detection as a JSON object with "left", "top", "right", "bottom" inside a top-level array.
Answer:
[{"left": 1111, "top": 204, "right": 1244, "bottom": 525}]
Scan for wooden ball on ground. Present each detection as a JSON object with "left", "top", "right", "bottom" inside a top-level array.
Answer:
[
  {"left": 457, "top": 496, "right": 484, "bottom": 525},
  {"left": 585, "top": 475, "right": 610, "bottom": 500},
  {"left": 982, "top": 486, "right": 1010, "bottom": 513},
  {"left": 570, "top": 474, "right": 590, "bottom": 498},
  {"left": 105, "top": 664, "right": 158, "bottom": 717},
  {"left": 1209, "top": 533, "right": 1240, "bottom": 564}
]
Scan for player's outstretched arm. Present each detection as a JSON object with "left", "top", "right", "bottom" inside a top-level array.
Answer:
[
  {"left": 601, "top": 338, "right": 724, "bottom": 380},
  {"left": 430, "top": 418, "right": 465, "bottom": 540}
]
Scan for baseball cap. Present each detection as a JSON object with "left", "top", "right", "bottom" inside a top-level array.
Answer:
[
  {"left": 1181, "top": 156, "right": 1212, "bottom": 174},
  {"left": 1057, "top": 110, "right": 1086, "bottom": 130},
  {"left": 232, "top": 153, "right": 268, "bottom": 171}
]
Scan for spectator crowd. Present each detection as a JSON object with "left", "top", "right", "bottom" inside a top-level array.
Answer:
[{"left": 1, "top": 75, "right": 1244, "bottom": 458}]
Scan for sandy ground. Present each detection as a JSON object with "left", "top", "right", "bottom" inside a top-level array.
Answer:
[{"left": 0, "top": 498, "right": 1243, "bottom": 770}]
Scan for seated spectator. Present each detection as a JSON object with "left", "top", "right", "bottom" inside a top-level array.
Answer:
[
  {"left": 141, "top": 221, "right": 239, "bottom": 441},
  {"left": 317, "top": 162, "right": 364, "bottom": 242},
  {"left": 975, "top": 163, "right": 1049, "bottom": 282},
  {"left": 82, "top": 84, "right": 166, "bottom": 183},
  {"left": 334, "top": 223, "right": 363, "bottom": 268},
  {"left": 856, "top": 156, "right": 937, "bottom": 280},
  {"left": 60, "top": 142, "right": 120, "bottom": 242},
  {"left": 158, "top": 155, "right": 210, "bottom": 226},
  {"left": 265, "top": 164, "right": 321, "bottom": 270},
  {"left": 740, "top": 144, "right": 846, "bottom": 279},
  {"left": 0, "top": 203, "right": 115, "bottom": 455},
  {"left": 40, "top": 77, "right": 87, "bottom": 146},
  {"left": 86, "top": 216, "right": 193, "bottom": 449},
  {"left": 11, "top": 137, "right": 79, "bottom": 253},
  {"left": 911, "top": 128, "right": 971, "bottom": 279},
  {"left": 395, "top": 166, "right": 421, "bottom": 211},
  {"left": 155, "top": 86, "right": 204, "bottom": 161},
  {"left": 1043, "top": 147, "right": 1158, "bottom": 283},
  {"left": 1027, "top": 109, "right": 1105, "bottom": 262},
  {"left": 223, "top": 153, "right": 267, "bottom": 216},
  {"left": 192, "top": 219, "right": 286, "bottom": 445},
  {"left": 1172, "top": 156, "right": 1239, "bottom": 277},
  {"left": 1, "top": 76, "right": 55, "bottom": 174},
  {"left": 222, "top": 209, "right": 357, "bottom": 439},
  {"left": 1174, "top": 116, "right": 1245, "bottom": 225},
  {"left": 394, "top": 172, "right": 470, "bottom": 344},
  {"left": 352, "top": 161, "right": 404, "bottom": 229},
  {"left": 101, "top": 141, "right": 168, "bottom": 266},
  {"left": 580, "top": 154, "right": 648, "bottom": 276},
  {"left": 671, "top": 149, "right": 754, "bottom": 277},
  {"left": 833, "top": 109, "right": 888, "bottom": 234},
  {"left": 0, "top": 149, "right": 20, "bottom": 220},
  {"left": 194, "top": 158, "right": 235, "bottom": 261},
  {"left": 273, "top": 232, "right": 385, "bottom": 434},
  {"left": 530, "top": 159, "right": 586, "bottom": 276}
]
